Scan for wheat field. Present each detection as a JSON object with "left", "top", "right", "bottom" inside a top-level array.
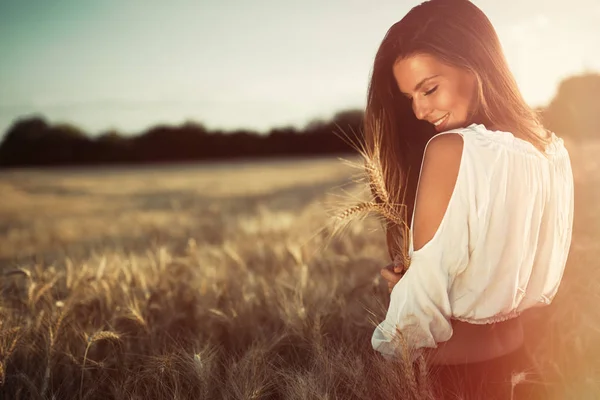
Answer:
[{"left": 0, "top": 140, "right": 598, "bottom": 399}]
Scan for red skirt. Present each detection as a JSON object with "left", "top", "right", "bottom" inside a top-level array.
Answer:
[{"left": 427, "top": 345, "right": 549, "bottom": 399}]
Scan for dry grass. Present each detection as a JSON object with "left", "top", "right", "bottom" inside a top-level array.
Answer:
[{"left": 0, "top": 142, "right": 598, "bottom": 399}]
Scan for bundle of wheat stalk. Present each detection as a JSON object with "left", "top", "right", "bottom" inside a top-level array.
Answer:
[
  {"left": 326, "top": 117, "right": 413, "bottom": 274},
  {"left": 324, "top": 119, "right": 436, "bottom": 396}
]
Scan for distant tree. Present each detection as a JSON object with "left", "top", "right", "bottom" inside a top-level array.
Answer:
[
  {"left": 542, "top": 72, "right": 600, "bottom": 141},
  {"left": 303, "top": 118, "right": 329, "bottom": 132},
  {"left": 94, "top": 130, "right": 133, "bottom": 163},
  {"left": 0, "top": 116, "right": 50, "bottom": 165},
  {"left": 0, "top": 116, "right": 94, "bottom": 165},
  {"left": 180, "top": 120, "right": 208, "bottom": 133},
  {"left": 330, "top": 109, "right": 364, "bottom": 148},
  {"left": 0, "top": 108, "right": 365, "bottom": 167},
  {"left": 1, "top": 115, "right": 49, "bottom": 144},
  {"left": 44, "top": 123, "right": 93, "bottom": 163},
  {"left": 331, "top": 109, "right": 364, "bottom": 133},
  {"left": 52, "top": 123, "right": 88, "bottom": 139},
  {"left": 97, "top": 129, "right": 124, "bottom": 143}
]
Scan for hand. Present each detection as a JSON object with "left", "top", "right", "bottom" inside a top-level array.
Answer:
[{"left": 380, "top": 262, "right": 405, "bottom": 294}]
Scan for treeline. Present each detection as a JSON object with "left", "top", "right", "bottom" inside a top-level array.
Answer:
[
  {"left": 0, "top": 72, "right": 598, "bottom": 168},
  {"left": 0, "top": 110, "right": 363, "bottom": 167}
]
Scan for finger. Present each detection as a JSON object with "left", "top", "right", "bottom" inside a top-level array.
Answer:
[
  {"left": 380, "top": 268, "right": 402, "bottom": 283},
  {"left": 380, "top": 268, "right": 394, "bottom": 282},
  {"left": 394, "top": 265, "right": 404, "bottom": 273},
  {"left": 382, "top": 274, "right": 400, "bottom": 286}
]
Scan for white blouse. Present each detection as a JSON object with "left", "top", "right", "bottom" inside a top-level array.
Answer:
[{"left": 371, "top": 123, "right": 575, "bottom": 361}]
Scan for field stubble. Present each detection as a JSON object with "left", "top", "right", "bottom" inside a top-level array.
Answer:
[{"left": 0, "top": 142, "right": 598, "bottom": 399}]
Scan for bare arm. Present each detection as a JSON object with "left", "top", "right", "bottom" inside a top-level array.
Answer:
[
  {"left": 412, "top": 133, "right": 464, "bottom": 361},
  {"left": 380, "top": 132, "right": 464, "bottom": 292},
  {"left": 373, "top": 131, "right": 469, "bottom": 362},
  {"left": 412, "top": 133, "right": 463, "bottom": 252}
]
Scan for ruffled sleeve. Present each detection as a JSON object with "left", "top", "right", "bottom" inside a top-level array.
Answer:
[{"left": 371, "top": 131, "right": 474, "bottom": 362}]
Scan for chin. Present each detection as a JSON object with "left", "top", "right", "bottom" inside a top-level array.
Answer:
[{"left": 435, "top": 117, "right": 455, "bottom": 133}]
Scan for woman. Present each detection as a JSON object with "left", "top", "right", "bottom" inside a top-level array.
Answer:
[{"left": 366, "top": 0, "right": 574, "bottom": 398}]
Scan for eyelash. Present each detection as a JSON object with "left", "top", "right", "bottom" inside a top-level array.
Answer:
[
  {"left": 406, "top": 85, "right": 438, "bottom": 100},
  {"left": 424, "top": 85, "right": 438, "bottom": 96}
]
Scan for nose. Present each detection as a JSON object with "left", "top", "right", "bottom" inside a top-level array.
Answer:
[{"left": 412, "top": 97, "right": 432, "bottom": 121}]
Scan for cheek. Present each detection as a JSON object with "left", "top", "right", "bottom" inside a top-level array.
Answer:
[
  {"left": 434, "top": 88, "right": 466, "bottom": 115},
  {"left": 445, "top": 85, "right": 472, "bottom": 119}
]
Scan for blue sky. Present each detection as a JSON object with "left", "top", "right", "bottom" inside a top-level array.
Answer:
[{"left": 1, "top": 0, "right": 599, "bottom": 138}]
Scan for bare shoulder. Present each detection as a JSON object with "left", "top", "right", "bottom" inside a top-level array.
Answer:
[
  {"left": 413, "top": 133, "right": 465, "bottom": 251},
  {"left": 421, "top": 133, "right": 465, "bottom": 187},
  {"left": 425, "top": 132, "right": 465, "bottom": 159}
]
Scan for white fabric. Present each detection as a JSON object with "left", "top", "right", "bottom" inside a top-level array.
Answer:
[{"left": 371, "top": 123, "right": 575, "bottom": 361}]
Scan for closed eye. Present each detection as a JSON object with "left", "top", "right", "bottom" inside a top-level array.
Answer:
[{"left": 424, "top": 85, "right": 438, "bottom": 96}]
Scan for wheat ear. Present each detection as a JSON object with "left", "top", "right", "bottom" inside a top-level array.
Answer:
[
  {"left": 393, "top": 327, "right": 421, "bottom": 399},
  {"left": 80, "top": 331, "right": 121, "bottom": 399},
  {"left": 330, "top": 119, "right": 412, "bottom": 265}
]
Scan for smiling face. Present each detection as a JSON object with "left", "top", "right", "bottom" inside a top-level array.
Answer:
[{"left": 393, "top": 53, "right": 479, "bottom": 133}]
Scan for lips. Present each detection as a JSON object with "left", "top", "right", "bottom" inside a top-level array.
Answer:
[{"left": 432, "top": 113, "right": 450, "bottom": 132}]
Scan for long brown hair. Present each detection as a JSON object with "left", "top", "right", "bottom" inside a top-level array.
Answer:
[{"left": 365, "top": 0, "right": 552, "bottom": 260}]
